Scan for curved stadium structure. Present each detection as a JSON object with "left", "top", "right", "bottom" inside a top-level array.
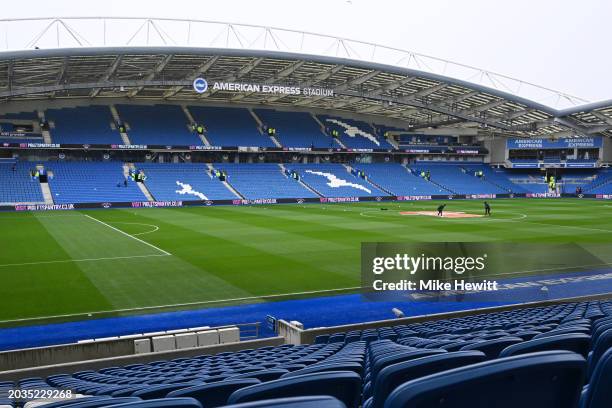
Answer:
[{"left": 0, "top": 16, "right": 611, "bottom": 408}]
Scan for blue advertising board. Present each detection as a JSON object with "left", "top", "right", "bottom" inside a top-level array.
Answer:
[{"left": 507, "top": 137, "right": 602, "bottom": 150}]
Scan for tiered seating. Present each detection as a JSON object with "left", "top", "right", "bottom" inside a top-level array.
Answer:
[
  {"left": 46, "top": 106, "right": 122, "bottom": 144},
  {"left": 117, "top": 105, "right": 201, "bottom": 146},
  {"left": 505, "top": 172, "right": 549, "bottom": 193},
  {"left": 0, "top": 110, "right": 41, "bottom": 144},
  {"left": 583, "top": 169, "right": 612, "bottom": 194},
  {"left": 188, "top": 107, "right": 274, "bottom": 147},
  {"left": 216, "top": 164, "right": 318, "bottom": 200},
  {"left": 558, "top": 170, "right": 598, "bottom": 193},
  {"left": 0, "top": 161, "right": 44, "bottom": 203},
  {"left": 414, "top": 162, "right": 506, "bottom": 195},
  {"left": 46, "top": 161, "right": 146, "bottom": 204},
  {"left": 353, "top": 163, "right": 449, "bottom": 196},
  {"left": 319, "top": 116, "right": 394, "bottom": 150},
  {"left": 4, "top": 300, "right": 612, "bottom": 408},
  {"left": 254, "top": 110, "right": 331, "bottom": 148},
  {"left": 136, "top": 163, "right": 237, "bottom": 201},
  {"left": 289, "top": 163, "right": 388, "bottom": 197},
  {"left": 461, "top": 164, "right": 528, "bottom": 194}
]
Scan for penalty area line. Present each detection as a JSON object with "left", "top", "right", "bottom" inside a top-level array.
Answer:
[{"left": 83, "top": 214, "right": 171, "bottom": 256}]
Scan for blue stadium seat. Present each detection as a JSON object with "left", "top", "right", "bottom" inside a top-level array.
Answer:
[
  {"left": 131, "top": 383, "right": 203, "bottom": 400},
  {"left": 499, "top": 334, "right": 591, "bottom": 358},
  {"left": 218, "top": 396, "right": 346, "bottom": 408},
  {"left": 45, "top": 398, "right": 142, "bottom": 408},
  {"left": 384, "top": 351, "right": 586, "bottom": 408},
  {"left": 459, "top": 336, "right": 523, "bottom": 359},
  {"left": 586, "top": 328, "right": 612, "bottom": 379},
  {"left": 46, "top": 106, "right": 122, "bottom": 144},
  {"left": 369, "top": 349, "right": 447, "bottom": 385},
  {"left": 188, "top": 106, "right": 274, "bottom": 148},
  {"left": 227, "top": 371, "right": 361, "bottom": 408},
  {"left": 581, "top": 348, "right": 612, "bottom": 408},
  {"left": 280, "top": 362, "right": 363, "bottom": 378},
  {"left": 100, "top": 398, "right": 202, "bottom": 408},
  {"left": 34, "top": 397, "right": 114, "bottom": 408},
  {"left": 116, "top": 105, "right": 201, "bottom": 146},
  {"left": 166, "top": 379, "right": 261, "bottom": 408},
  {"left": 365, "top": 351, "right": 487, "bottom": 408},
  {"left": 228, "top": 370, "right": 289, "bottom": 382}
]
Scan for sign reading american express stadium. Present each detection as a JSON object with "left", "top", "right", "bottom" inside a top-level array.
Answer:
[
  {"left": 507, "top": 137, "right": 602, "bottom": 150},
  {"left": 193, "top": 77, "right": 333, "bottom": 97}
]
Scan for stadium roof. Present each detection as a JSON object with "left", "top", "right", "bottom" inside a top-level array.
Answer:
[{"left": 0, "top": 17, "right": 611, "bottom": 138}]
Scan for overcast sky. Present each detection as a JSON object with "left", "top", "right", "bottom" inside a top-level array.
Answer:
[{"left": 3, "top": 0, "right": 611, "bottom": 103}]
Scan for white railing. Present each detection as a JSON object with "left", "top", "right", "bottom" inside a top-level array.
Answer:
[{"left": 0, "top": 17, "right": 589, "bottom": 109}]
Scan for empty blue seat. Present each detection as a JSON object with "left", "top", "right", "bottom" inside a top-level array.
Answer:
[
  {"left": 167, "top": 379, "right": 261, "bottom": 408},
  {"left": 51, "top": 398, "right": 142, "bottom": 408},
  {"left": 384, "top": 351, "right": 585, "bottom": 408},
  {"left": 499, "top": 334, "right": 591, "bottom": 358},
  {"left": 587, "top": 328, "right": 612, "bottom": 379},
  {"left": 228, "top": 370, "right": 289, "bottom": 382},
  {"left": 581, "top": 348, "right": 612, "bottom": 408},
  {"left": 533, "top": 327, "right": 590, "bottom": 339},
  {"left": 366, "top": 351, "right": 486, "bottom": 408},
  {"left": 35, "top": 397, "right": 113, "bottom": 408},
  {"left": 100, "top": 397, "right": 202, "bottom": 408},
  {"left": 227, "top": 371, "right": 361, "bottom": 408},
  {"left": 218, "top": 395, "right": 346, "bottom": 408},
  {"left": 132, "top": 383, "right": 202, "bottom": 400},
  {"left": 280, "top": 362, "right": 363, "bottom": 378},
  {"left": 459, "top": 337, "right": 523, "bottom": 359},
  {"left": 370, "top": 349, "right": 446, "bottom": 384},
  {"left": 314, "top": 335, "right": 330, "bottom": 344}
]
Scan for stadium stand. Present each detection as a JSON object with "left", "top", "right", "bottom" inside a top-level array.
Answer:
[
  {"left": 413, "top": 162, "right": 507, "bottom": 195},
  {"left": 352, "top": 163, "right": 449, "bottom": 196},
  {"left": 254, "top": 110, "right": 331, "bottom": 148},
  {"left": 504, "top": 172, "right": 550, "bottom": 193},
  {"left": 2, "top": 160, "right": 611, "bottom": 204},
  {"left": 461, "top": 164, "right": 529, "bottom": 194},
  {"left": 46, "top": 106, "right": 122, "bottom": 145},
  {"left": 46, "top": 161, "right": 147, "bottom": 204},
  {"left": 216, "top": 163, "right": 319, "bottom": 200},
  {"left": 0, "top": 160, "right": 44, "bottom": 204},
  {"left": 319, "top": 115, "right": 394, "bottom": 150},
  {"left": 188, "top": 107, "right": 275, "bottom": 147},
  {"left": 583, "top": 169, "right": 612, "bottom": 194},
  {"left": 289, "top": 163, "right": 388, "bottom": 197},
  {"left": 116, "top": 105, "right": 201, "bottom": 146},
  {"left": 2, "top": 300, "right": 612, "bottom": 408},
  {"left": 0, "top": 110, "right": 42, "bottom": 144},
  {"left": 136, "top": 163, "right": 237, "bottom": 201}
]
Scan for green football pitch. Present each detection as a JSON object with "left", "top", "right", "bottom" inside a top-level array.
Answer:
[{"left": 0, "top": 198, "right": 610, "bottom": 325}]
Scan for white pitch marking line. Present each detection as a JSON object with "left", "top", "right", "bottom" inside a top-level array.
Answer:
[
  {"left": 108, "top": 222, "right": 160, "bottom": 236},
  {"left": 0, "top": 286, "right": 363, "bottom": 324},
  {"left": 83, "top": 214, "right": 171, "bottom": 256},
  {"left": 508, "top": 218, "right": 612, "bottom": 234},
  {"left": 0, "top": 254, "right": 169, "bottom": 268}
]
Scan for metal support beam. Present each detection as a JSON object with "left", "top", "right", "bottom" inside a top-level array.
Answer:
[
  {"left": 127, "top": 54, "right": 174, "bottom": 97},
  {"left": 230, "top": 60, "right": 305, "bottom": 102},
  {"left": 163, "top": 56, "right": 219, "bottom": 99},
  {"left": 0, "top": 79, "right": 191, "bottom": 98},
  {"left": 265, "top": 64, "right": 344, "bottom": 103},
  {"left": 90, "top": 55, "right": 123, "bottom": 98},
  {"left": 200, "top": 57, "right": 264, "bottom": 98},
  {"left": 295, "top": 70, "right": 379, "bottom": 107}
]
